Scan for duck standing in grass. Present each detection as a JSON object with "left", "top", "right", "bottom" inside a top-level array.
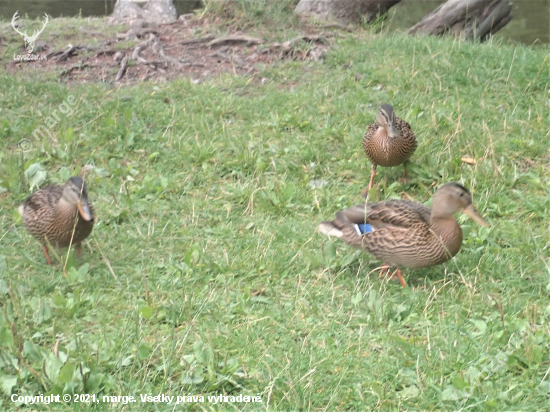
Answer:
[
  {"left": 319, "top": 182, "right": 490, "bottom": 287},
  {"left": 19, "top": 176, "right": 94, "bottom": 264},
  {"left": 362, "top": 104, "right": 417, "bottom": 196}
]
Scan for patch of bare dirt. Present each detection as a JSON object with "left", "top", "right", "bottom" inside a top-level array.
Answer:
[{"left": 7, "top": 16, "right": 334, "bottom": 84}]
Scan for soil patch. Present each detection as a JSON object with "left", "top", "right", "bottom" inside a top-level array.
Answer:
[{"left": 7, "top": 16, "right": 333, "bottom": 84}]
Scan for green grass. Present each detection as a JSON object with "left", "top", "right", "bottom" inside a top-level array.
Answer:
[{"left": 1, "top": 12, "right": 550, "bottom": 412}]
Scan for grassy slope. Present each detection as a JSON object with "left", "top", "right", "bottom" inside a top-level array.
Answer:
[{"left": 1, "top": 13, "right": 550, "bottom": 412}]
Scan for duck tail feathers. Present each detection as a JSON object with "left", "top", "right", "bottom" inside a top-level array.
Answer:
[{"left": 318, "top": 222, "right": 343, "bottom": 238}]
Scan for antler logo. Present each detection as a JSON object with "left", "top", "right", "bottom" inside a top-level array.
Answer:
[{"left": 12, "top": 11, "right": 49, "bottom": 54}]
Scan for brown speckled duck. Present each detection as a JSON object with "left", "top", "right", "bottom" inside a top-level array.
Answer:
[
  {"left": 19, "top": 176, "right": 94, "bottom": 264},
  {"left": 319, "top": 182, "right": 490, "bottom": 287},
  {"left": 362, "top": 104, "right": 417, "bottom": 196}
]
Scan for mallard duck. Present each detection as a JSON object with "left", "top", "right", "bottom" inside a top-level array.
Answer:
[
  {"left": 362, "top": 104, "right": 417, "bottom": 196},
  {"left": 19, "top": 176, "right": 94, "bottom": 264},
  {"left": 319, "top": 182, "right": 490, "bottom": 287}
]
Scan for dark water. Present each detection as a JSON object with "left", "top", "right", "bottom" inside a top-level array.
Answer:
[
  {"left": 0, "top": 0, "right": 201, "bottom": 20},
  {"left": 1, "top": 0, "right": 548, "bottom": 45},
  {"left": 388, "top": 0, "right": 549, "bottom": 45}
]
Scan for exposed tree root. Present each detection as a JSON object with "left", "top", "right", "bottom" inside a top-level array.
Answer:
[
  {"left": 207, "top": 35, "right": 264, "bottom": 47},
  {"left": 115, "top": 56, "right": 129, "bottom": 81},
  {"left": 9, "top": 16, "right": 332, "bottom": 84}
]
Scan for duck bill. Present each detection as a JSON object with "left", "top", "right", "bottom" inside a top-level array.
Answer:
[
  {"left": 387, "top": 122, "right": 396, "bottom": 138},
  {"left": 77, "top": 201, "right": 93, "bottom": 221},
  {"left": 463, "top": 205, "right": 490, "bottom": 227}
]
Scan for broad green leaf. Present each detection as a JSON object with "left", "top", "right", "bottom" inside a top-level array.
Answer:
[
  {"left": 185, "top": 246, "right": 201, "bottom": 266},
  {"left": 323, "top": 242, "right": 336, "bottom": 262},
  {"left": 181, "top": 354, "right": 195, "bottom": 365},
  {"left": 94, "top": 167, "right": 110, "bottom": 177},
  {"left": 64, "top": 127, "right": 74, "bottom": 143},
  {"left": 0, "top": 327, "right": 13, "bottom": 347},
  {"left": 123, "top": 108, "right": 133, "bottom": 122},
  {"left": 85, "top": 373, "right": 104, "bottom": 393},
  {"left": 57, "top": 362, "right": 76, "bottom": 384},
  {"left": 469, "top": 319, "right": 487, "bottom": 335},
  {"left": 181, "top": 370, "right": 204, "bottom": 385},
  {"left": 399, "top": 385, "right": 419, "bottom": 398},
  {"left": 0, "top": 375, "right": 17, "bottom": 396},
  {"left": 24, "top": 341, "right": 45, "bottom": 361},
  {"left": 45, "top": 352, "right": 64, "bottom": 382},
  {"left": 531, "top": 346, "right": 543, "bottom": 364},
  {"left": 51, "top": 291, "right": 67, "bottom": 307},
  {"left": 351, "top": 292, "right": 362, "bottom": 305},
  {"left": 58, "top": 166, "right": 71, "bottom": 182},
  {"left": 193, "top": 340, "right": 212, "bottom": 366},
  {"left": 120, "top": 355, "right": 134, "bottom": 367},
  {"left": 539, "top": 381, "right": 550, "bottom": 394},
  {"left": 451, "top": 376, "right": 469, "bottom": 390},
  {"left": 139, "top": 306, "right": 153, "bottom": 320},
  {"left": 251, "top": 295, "right": 271, "bottom": 304},
  {"left": 34, "top": 299, "right": 52, "bottom": 325},
  {"left": 24, "top": 163, "right": 47, "bottom": 190},
  {"left": 77, "top": 263, "right": 90, "bottom": 278},
  {"left": 13, "top": 210, "right": 22, "bottom": 224},
  {"left": 341, "top": 251, "right": 357, "bottom": 267},
  {"left": 302, "top": 250, "right": 320, "bottom": 267},
  {"left": 138, "top": 343, "right": 152, "bottom": 360}
]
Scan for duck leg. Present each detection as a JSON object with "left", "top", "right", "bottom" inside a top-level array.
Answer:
[
  {"left": 398, "top": 163, "right": 409, "bottom": 183},
  {"left": 379, "top": 263, "right": 390, "bottom": 278},
  {"left": 75, "top": 242, "right": 82, "bottom": 260},
  {"left": 392, "top": 268, "right": 407, "bottom": 288},
  {"left": 361, "top": 164, "right": 377, "bottom": 197},
  {"left": 379, "top": 264, "right": 407, "bottom": 287},
  {"left": 42, "top": 245, "right": 52, "bottom": 265}
]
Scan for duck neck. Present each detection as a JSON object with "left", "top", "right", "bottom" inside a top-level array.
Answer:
[
  {"left": 56, "top": 198, "right": 79, "bottom": 221},
  {"left": 374, "top": 128, "right": 394, "bottom": 153},
  {"left": 429, "top": 215, "right": 463, "bottom": 258}
]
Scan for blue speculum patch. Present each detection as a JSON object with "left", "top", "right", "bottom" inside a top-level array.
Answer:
[{"left": 355, "top": 223, "right": 372, "bottom": 234}]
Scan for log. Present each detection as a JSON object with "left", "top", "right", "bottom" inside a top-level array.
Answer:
[
  {"left": 295, "top": 0, "right": 402, "bottom": 25},
  {"left": 408, "top": 0, "right": 513, "bottom": 42}
]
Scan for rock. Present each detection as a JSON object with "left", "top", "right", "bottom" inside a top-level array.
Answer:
[
  {"left": 111, "top": 0, "right": 177, "bottom": 24},
  {"left": 295, "top": 0, "right": 401, "bottom": 25}
]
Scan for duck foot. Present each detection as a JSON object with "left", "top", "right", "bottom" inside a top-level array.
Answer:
[
  {"left": 398, "top": 164, "right": 409, "bottom": 183},
  {"left": 42, "top": 245, "right": 52, "bottom": 265},
  {"left": 379, "top": 264, "right": 407, "bottom": 287}
]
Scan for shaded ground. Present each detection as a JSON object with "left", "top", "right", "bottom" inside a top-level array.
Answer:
[{"left": 4, "top": 15, "right": 332, "bottom": 84}]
